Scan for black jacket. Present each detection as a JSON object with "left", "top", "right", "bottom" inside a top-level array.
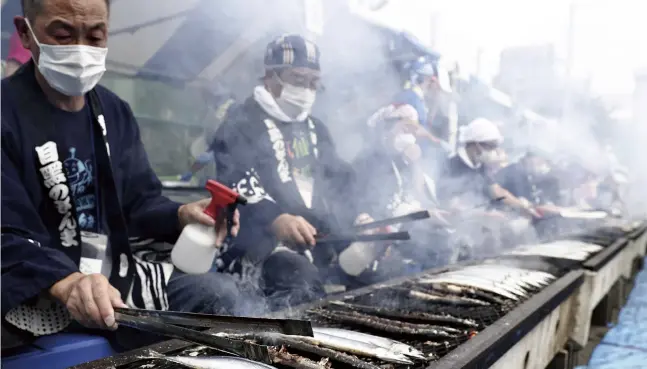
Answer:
[
  {"left": 211, "top": 97, "right": 355, "bottom": 263},
  {"left": 352, "top": 148, "right": 434, "bottom": 221},
  {"left": 496, "top": 162, "right": 562, "bottom": 206},
  {"left": 2, "top": 63, "right": 180, "bottom": 316}
]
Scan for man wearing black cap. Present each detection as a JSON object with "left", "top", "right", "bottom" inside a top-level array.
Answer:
[{"left": 212, "top": 34, "right": 361, "bottom": 308}]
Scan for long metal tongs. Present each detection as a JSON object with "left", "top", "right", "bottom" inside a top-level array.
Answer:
[
  {"left": 352, "top": 210, "right": 430, "bottom": 232},
  {"left": 315, "top": 210, "right": 430, "bottom": 245},
  {"left": 114, "top": 307, "right": 313, "bottom": 363}
]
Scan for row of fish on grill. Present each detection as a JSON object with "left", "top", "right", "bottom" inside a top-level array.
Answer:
[
  {"left": 136, "top": 326, "right": 425, "bottom": 368},
  {"left": 412, "top": 264, "right": 557, "bottom": 302},
  {"left": 504, "top": 240, "right": 603, "bottom": 261},
  {"left": 129, "top": 237, "right": 616, "bottom": 369},
  {"left": 136, "top": 266, "right": 558, "bottom": 368}
]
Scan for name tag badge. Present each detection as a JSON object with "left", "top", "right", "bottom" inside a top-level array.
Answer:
[{"left": 80, "top": 257, "right": 103, "bottom": 275}]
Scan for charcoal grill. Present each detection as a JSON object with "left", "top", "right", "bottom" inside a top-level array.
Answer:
[{"left": 73, "top": 223, "right": 646, "bottom": 369}]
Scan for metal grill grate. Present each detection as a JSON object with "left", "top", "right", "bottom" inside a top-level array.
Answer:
[{"left": 77, "top": 224, "right": 642, "bottom": 369}]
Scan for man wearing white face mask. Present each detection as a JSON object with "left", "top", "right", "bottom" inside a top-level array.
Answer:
[
  {"left": 437, "top": 118, "right": 540, "bottom": 219},
  {"left": 1, "top": 0, "right": 263, "bottom": 347},
  {"left": 348, "top": 105, "right": 456, "bottom": 285},
  {"left": 212, "top": 34, "right": 363, "bottom": 308}
]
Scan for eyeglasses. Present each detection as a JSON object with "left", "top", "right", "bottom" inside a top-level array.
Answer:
[
  {"left": 477, "top": 142, "right": 499, "bottom": 151},
  {"left": 280, "top": 69, "right": 323, "bottom": 91}
]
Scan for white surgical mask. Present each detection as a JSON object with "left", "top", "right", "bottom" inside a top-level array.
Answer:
[
  {"left": 275, "top": 76, "right": 317, "bottom": 120},
  {"left": 478, "top": 149, "right": 499, "bottom": 165},
  {"left": 26, "top": 19, "right": 107, "bottom": 96},
  {"left": 531, "top": 164, "right": 551, "bottom": 176},
  {"left": 393, "top": 133, "right": 417, "bottom": 152}
]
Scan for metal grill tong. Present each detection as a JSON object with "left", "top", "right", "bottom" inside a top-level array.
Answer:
[
  {"left": 114, "top": 307, "right": 313, "bottom": 363},
  {"left": 315, "top": 210, "right": 431, "bottom": 244}
]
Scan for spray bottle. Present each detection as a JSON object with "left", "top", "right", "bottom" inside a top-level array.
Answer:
[{"left": 171, "top": 180, "right": 247, "bottom": 274}]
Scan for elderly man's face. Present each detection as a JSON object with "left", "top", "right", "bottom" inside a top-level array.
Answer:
[
  {"left": 266, "top": 67, "right": 320, "bottom": 99},
  {"left": 15, "top": 0, "right": 109, "bottom": 64},
  {"left": 279, "top": 67, "right": 321, "bottom": 90}
]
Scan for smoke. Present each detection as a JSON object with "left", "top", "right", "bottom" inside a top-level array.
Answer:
[{"left": 111, "top": 0, "right": 646, "bottom": 311}]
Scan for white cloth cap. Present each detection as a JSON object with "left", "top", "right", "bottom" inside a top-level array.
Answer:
[
  {"left": 458, "top": 118, "right": 503, "bottom": 144},
  {"left": 367, "top": 104, "right": 420, "bottom": 128}
]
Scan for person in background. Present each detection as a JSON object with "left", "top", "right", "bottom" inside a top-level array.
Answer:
[
  {"left": 179, "top": 86, "right": 237, "bottom": 183},
  {"left": 350, "top": 104, "right": 454, "bottom": 285},
  {"left": 2, "top": 0, "right": 263, "bottom": 349},
  {"left": 367, "top": 56, "right": 453, "bottom": 155},
  {"left": 357, "top": 105, "right": 436, "bottom": 219},
  {"left": 437, "top": 118, "right": 539, "bottom": 218},
  {"left": 598, "top": 144, "right": 628, "bottom": 214},
  {"left": 213, "top": 34, "right": 366, "bottom": 308},
  {"left": 561, "top": 162, "right": 603, "bottom": 210},
  {"left": 496, "top": 149, "right": 563, "bottom": 213},
  {"left": 434, "top": 118, "right": 541, "bottom": 255},
  {"left": 4, "top": 31, "right": 31, "bottom": 77}
]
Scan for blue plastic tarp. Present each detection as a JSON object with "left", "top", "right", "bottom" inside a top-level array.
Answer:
[
  {"left": 588, "top": 343, "right": 647, "bottom": 369},
  {"left": 587, "top": 257, "right": 647, "bottom": 369},
  {"left": 601, "top": 324, "right": 647, "bottom": 351}
]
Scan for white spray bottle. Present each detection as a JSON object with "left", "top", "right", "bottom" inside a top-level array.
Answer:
[{"left": 171, "top": 180, "right": 247, "bottom": 274}]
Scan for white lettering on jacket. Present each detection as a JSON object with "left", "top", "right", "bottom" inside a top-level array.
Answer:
[
  {"left": 307, "top": 118, "right": 319, "bottom": 158},
  {"left": 233, "top": 168, "right": 275, "bottom": 205},
  {"left": 36, "top": 141, "right": 78, "bottom": 247},
  {"left": 264, "top": 119, "right": 292, "bottom": 183},
  {"left": 97, "top": 115, "right": 110, "bottom": 157}
]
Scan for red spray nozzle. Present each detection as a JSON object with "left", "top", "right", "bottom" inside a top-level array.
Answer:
[{"left": 203, "top": 180, "right": 247, "bottom": 220}]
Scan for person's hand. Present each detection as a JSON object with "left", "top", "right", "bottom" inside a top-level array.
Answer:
[
  {"left": 271, "top": 213, "right": 317, "bottom": 247},
  {"left": 49, "top": 273, "right": 127, "bottom": 330},
  {"left": 535, "top": 204, "right": 562, "bottom": 215},
  {"left": 179, "top": 172, "right": 193, "bottom": 182},
  {"left": 354, "top": 213, "right": 380, "bottom": 235},
  {"left": 354, "top": 213, "right": 374, "bottom": 224},
  {"left": 522, "top": 205, "right": 542, "bottom": 219},
  {"left": 483, "top": 210, "right": 508, "bottom": 219},
  {"left": 178, "top": 199, "right": 241, "bottom": 246},
  {"left": 430, "top": 209, "right": 452, "bottom": 226},
  {"left": 516, "top": 197, "right": 542, "bottom": 219}
]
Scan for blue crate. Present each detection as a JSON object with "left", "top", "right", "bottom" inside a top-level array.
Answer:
[{"left": 2, "top": 332, "right": 117, "bottom": 369}]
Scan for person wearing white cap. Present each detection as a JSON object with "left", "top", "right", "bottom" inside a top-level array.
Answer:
[
  {"left": 348, "top": 104, "right": 453, "bottom": 285},
  {"left": 437, "top": 118, "right": 540, "bottom": 219}
]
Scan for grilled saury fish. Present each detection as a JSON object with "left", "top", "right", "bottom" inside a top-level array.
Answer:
[
  {"left": 313, "top": 327, "right": 425, "bottom": 359},
  {"left": 418, "top": 276, "right": 521, "bottom": 300},
  {"left": 141, "top": 350, "right": 277, "bottom": 369},
  {"left": 294, "top": 332, "right": 414, "bottom": 364}
]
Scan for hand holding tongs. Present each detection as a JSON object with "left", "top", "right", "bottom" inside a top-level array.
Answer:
[
  {"left": 114, "top": 307, "right": 313, "bottom": 363},
  {"left": 314, "top": 210, "right": 431, "bottom": 244}
]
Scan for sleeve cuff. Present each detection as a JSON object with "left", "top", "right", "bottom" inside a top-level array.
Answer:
[
  {"left": 241, "top": 199, "right": 283, "bottom": 232},
  {"left": 1, "top": 237, "right": 79, "bottom": 316},
  {"left": 132, "top": 201, "right": 182, "bottom": 244}
]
